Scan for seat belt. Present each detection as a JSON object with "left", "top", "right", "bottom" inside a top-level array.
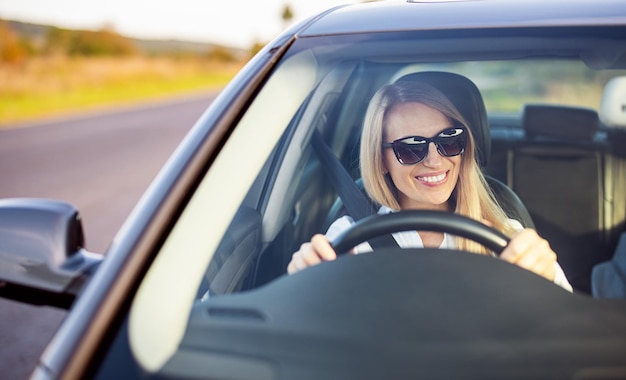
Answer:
[
  {"left": 311, "top": 129, "right": 377, "bottom": 221},
  {"left": 310, "top": 129, "right": 398, "bottom": 249}
]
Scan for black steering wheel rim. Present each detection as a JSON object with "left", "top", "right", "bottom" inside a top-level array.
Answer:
[{"left": 331, "top": 210, "right": 510, "bottom": 256}]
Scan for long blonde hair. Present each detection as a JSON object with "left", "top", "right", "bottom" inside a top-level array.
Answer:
[{"left": 359, "top": 80, "right": 515, "bottom": 254}]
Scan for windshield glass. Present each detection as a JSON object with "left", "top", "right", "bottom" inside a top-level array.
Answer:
[
  {"left": 125, "top": 27, "right": 626, "bottom": 376},
  {"left": 395, "top": 60, "right": 614, "bottom": 113}
]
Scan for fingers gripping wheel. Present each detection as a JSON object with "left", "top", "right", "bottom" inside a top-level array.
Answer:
[{"left": 331, "top": 210, "right": 510, "bottom": 256}]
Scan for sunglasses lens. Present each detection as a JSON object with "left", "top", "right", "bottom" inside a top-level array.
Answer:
[
  {"left": 394, "top": 144, "right": 427, "bottom": 165},
  {"left": 434, "top": 127, "right": 466, "bottom": 157},
  {"left": 436, "top": 135, "right": 465, "bottom": 156}
]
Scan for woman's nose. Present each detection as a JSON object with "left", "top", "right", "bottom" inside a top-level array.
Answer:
[{"left": 421, "top": 142, "right": 442, "bottom": 167}]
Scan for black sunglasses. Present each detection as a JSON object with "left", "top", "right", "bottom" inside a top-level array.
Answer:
[{"left": 382, "top": 126, "right": 467, "bottom": 165}]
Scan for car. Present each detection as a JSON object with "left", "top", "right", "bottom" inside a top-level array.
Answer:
[{"left": 2, "top": 0, "right": 626, "bottom": 378}]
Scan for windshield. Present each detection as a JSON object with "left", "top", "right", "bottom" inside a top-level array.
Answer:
[
  {"left": 397, "top": 60, "right": 614, "bottom": 113},
  {"left": 121, "top": 27, "right": 626, "bottom": 377}
]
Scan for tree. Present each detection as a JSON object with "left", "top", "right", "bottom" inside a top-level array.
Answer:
[
  {"left": 207, "top": 46, "right": 237, "bottom": 63},
  {"left": 46, "top": 26, "right": 136, "bottom": 56},
  {"left": 281, "top": 4, "right": 294, "bottom": 29},
  {"left": 249, "top": 40, "right": 265, "bottom": 58},
  {"left": 0, "top": 21, "right": 30, "bottom": 63}
]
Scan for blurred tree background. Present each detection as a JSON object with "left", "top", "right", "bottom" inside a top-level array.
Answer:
[
  {"left": 0, "top": 16, "right": 255, "bottom": 124},
  {"left": 0, "top": 3, "right": 391, "bottom": 124},
  {"left": 0, "top": 19, "right": 251, "bottom": 63}
]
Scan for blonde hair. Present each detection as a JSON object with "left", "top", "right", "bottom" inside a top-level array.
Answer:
[{"left": 359, "top": 80, "right": 515, "bottom": 254}]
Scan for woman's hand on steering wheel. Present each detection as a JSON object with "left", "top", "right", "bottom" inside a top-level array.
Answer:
[
  {"left": 500, "top": 229, "right": 557, "bottom": 282},
  {"left": 287, "top": 234, "right": 338, "bottom": 274}
]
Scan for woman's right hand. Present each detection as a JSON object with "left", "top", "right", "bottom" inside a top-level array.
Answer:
[{"left": 287, "top": 233, "right": 338, "bottom": 274}]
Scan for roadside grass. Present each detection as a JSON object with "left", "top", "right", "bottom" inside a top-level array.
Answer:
[{"left": 0, "top": 56, "right": 242, "bottom": 126}]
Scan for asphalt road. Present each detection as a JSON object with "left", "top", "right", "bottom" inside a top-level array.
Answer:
[{"left": 0, "top": 92, "right": 217, "bottom": 379}]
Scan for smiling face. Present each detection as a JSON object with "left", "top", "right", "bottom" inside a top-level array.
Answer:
[{"left": 382, "top": 102, "right": 462, "bottom": 211}]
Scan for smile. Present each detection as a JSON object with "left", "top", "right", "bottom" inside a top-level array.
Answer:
[{"left": 417, "top": 171, "right": 447, "bottom": 184}]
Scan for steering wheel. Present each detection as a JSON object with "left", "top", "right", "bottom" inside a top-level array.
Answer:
[{"left": 331, "top": 210, "right": 510, "bottom": 256}]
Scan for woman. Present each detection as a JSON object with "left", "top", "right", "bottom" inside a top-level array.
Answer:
[{"left": 288, "top": 80, "right": 572, "bottom": 291}]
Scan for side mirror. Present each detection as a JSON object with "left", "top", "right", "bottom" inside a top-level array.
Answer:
[{"left": 0, "top": 198, "right": 102, "bottom": 309}]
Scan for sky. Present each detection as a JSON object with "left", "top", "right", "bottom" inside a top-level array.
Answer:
[{"left": 0, "top": 0, "right": 361, "bottom": 49}]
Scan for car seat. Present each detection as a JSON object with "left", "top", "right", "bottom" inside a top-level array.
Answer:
[{"left": 511, "top": 104, "right": 609, "bottom": 293}]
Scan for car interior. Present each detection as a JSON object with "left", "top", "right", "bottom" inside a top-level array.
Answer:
[{"left": 192, "top": 29, "right": 626, "bottom": 301}]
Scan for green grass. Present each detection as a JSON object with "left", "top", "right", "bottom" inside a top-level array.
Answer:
[
  {"left": 1, "top": 72, "right": 232, "bottom": 124},
  {"left": 0, "top": 57, "right": 241, "bottom": 125}
]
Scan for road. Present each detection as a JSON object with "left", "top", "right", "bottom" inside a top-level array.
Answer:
[{"left": 0, "top": 92, "right": 217, "bottom": 379}]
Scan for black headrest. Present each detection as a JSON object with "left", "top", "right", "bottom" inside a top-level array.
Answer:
[
  {"left": 523, "top": 104, "right": 599, "bottom": 140},
  {"left": 395, "top": 72, "right": 490, "bottom": 167}
]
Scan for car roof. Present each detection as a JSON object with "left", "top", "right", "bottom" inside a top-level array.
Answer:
[{"left": 300, "top": 0, "right": 626, "bottom": 37}]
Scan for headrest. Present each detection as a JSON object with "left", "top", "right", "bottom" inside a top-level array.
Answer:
[
  {"left": 395, "top": 71, "right": 490, "bottom": 167},
  {"left": 523, "top": 104, "right": 599, "bottom": 140},
  {"left": 600, "top": 76, "right": 626, "bottom": 129}
]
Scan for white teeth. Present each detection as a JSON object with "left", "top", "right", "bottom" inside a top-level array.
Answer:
[{"left": 418, "top": 172, "right": 446, "bottom": 183}]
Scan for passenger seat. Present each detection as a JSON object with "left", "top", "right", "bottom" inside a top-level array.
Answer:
[{"left": 511, "top": 104, "right": 610, "bottom": 293}]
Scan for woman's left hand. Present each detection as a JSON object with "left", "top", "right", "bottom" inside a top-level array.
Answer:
[{"left": 500, "top": 228, "right": 557, "bottom": 281}]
